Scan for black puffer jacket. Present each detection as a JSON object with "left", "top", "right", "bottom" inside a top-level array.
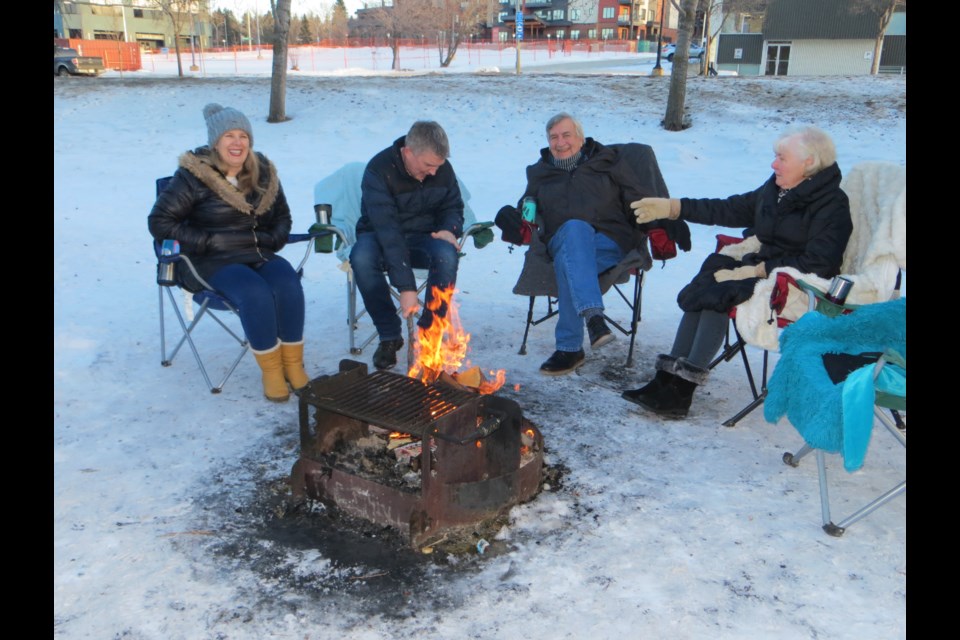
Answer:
[
  {"left": 522, "top": 139, "right": 684, "bottom": 256},
  {"left": 675, "top": 162, "right": 852, "bottom": 312},
  {"left": 148, "top": 147, "right": 291, "bottom": 291},
  {"left": 357, "top": 136, "right": 464, "bottom": 292}
]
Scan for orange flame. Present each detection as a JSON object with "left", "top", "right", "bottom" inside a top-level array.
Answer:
[{"left": 408, "top": 285, "right": 506, "bottom": 394}]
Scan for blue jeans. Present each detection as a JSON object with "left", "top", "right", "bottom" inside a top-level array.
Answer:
[
  {"left": 547, "top": 220, "right": 624, "bottom": 352},
  {"left": 206, "top": 257, "right": 304, "bottom": 352},
  {"left": 350, "top": 232, "right": 460, "bottom": 341}
]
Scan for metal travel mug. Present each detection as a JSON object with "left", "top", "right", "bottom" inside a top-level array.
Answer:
[
  {"left": 521, "top": 197, "right": 537, "bottom": 223},
  {"left": 157, "top": 239, "right": 179, "bottom": 285},
  {"left": 825, "top": 276, "right": 853, "bottom": 305},
  {"left": 313, "top": 203, "right": 334, "bottom": 253}
]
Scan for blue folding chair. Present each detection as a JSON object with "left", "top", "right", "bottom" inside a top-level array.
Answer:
[{"left": 154, "top": 176, "right": 325, "bottom": 393}]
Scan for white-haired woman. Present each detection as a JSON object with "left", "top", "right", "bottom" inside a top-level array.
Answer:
[{"left": 623, "top": 125, "right": 853, "bottom": 417}]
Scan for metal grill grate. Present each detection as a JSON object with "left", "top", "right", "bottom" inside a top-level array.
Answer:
[{"left": 303, "top": 369, "right": 478, "bottom": 435}]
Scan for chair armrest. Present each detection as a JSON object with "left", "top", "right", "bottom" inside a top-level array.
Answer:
[
  {"left": 460, "top": 221, "right": 495, "bottom": 251},
  {"left": 796, "top": 279, "right": 861, "bottom": 318},
  {"left": 168, "top": 253, "right": 217, "bottom": 292}
]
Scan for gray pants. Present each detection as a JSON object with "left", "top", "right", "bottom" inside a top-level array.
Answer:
[{"left": 669, "top": 310, "right": 728, "bottom": 369}]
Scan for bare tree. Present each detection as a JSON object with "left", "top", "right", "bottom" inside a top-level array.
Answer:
[
  {"left": 149, "top": 1, "right": 199, "bottom": 78},
  {"left": 431, "top": 0, "right": 493, "bottom": 68},
  {"left": 268, "top": 0, "right": 292, "bottom": 122},
  {"left": 365, "top": 0, "right": 432, "bottom": 71},
  {"left": 662, "top": 0, "right": 699, "bottom": 131},
  {"left": 850, "top": 0, "right": 904, "bottom": 75}
]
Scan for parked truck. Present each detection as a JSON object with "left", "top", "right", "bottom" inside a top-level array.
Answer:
[{"left": 54, "top": 45, "right": 105, "bottom": 77}]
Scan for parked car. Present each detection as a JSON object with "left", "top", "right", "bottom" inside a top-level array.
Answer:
[
  {"left": 54, "top": 46, "right": 105, "bottom": 77},
  {"left": 662, "top": 42, "right": 705, "bottom": 62}
]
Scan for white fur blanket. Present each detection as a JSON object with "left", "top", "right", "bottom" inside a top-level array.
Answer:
[{"left": 723, "top": 162, "right": 906, "bottom": 351}]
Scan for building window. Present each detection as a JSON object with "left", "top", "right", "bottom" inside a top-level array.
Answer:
[
  {"left": 602, "top": 7, "right": 615, "bottom": 19},
  {"left": 601, "top": 28, "right": 615, "bottom": 39},
  {"left": 571, "top": 30, "right": 580, "bottom": 40},
  {"left": 638, "top": 9, "right": 646, "bottom": 20},
  {"left": 570, "top": 9, "right": 581, "bottom": 21},
  {"left": 499, "top": 11, "right": 509, "bottom": 22},
  {"left": 134, "top": 9, "right": 144, "bottom": 18},
  {"left": 94, "top": 30, "right": 123, "bottom": 41},
  {"left": 556, "top": 29, "right": 565, "bottom": 39},
  {"left": 588, "top": 29, "right": 597, "bottom": 39},
  {"left": 68, "top": 28, "right": 82, "bottom": 39},
  {"left": 552, "top": 9, "right": 564, "bottom": 20}
]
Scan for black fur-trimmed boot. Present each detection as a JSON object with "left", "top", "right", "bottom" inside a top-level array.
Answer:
[
  {"left": 625, "top": 357, "right": 709, "bottom": 418},
  {"left": 622, "top": 355, "right": 677, "bottom": 406}
]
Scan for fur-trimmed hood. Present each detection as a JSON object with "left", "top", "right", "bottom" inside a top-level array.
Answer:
[{"left": 178, "top": 147, "right": 280, "bottom": 216}]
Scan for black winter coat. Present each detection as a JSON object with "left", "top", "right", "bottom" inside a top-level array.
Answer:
[
  {"left": 676, "top": 162, "right": 852, "bottom": 313},
  {"left": 521, "top": 139, "right": 686, "bottom": 256},
  {"left": 148, "top": 148, "right": 292, "bottom": 292},
  {"left": 357, "top": 136, "right": 464, "bottom": 293}
]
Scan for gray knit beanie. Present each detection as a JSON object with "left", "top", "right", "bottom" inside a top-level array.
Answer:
[{"left": 203, "top": 103, "right": 253, "bottom": 148}]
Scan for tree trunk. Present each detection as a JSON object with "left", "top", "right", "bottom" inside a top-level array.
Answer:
[
  {"left": 391, "top": 36, "right": 400, "bottom": 71},
  {"left": 268, "top": 0, "right": 292, "bottom": 123},
  {"left": 662, "top": 0, "right": 699, "bottom": 131},
  {"left": 172, "top": 37, "right": 183, "bottom": 78}
]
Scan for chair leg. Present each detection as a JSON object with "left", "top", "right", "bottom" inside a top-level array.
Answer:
[
  {"left": 625, "top": 271, "right": 642, "bottom": 368},
  {"left": 722, "top": 337, "right": 769, "bottom": 427},
  {"left": 519, "top": 296, "right": 536, "bottom": 355},
  {"left": 159, "top": 287, "right": 248, "bottom": 394}
]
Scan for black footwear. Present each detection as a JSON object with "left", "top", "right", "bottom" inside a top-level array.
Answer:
[
  {"left": 373, "top": 338, "right": 404, "bottom": 370},
  {"left": 586, "top": 315, "right": 615, "bottom": 349},
  {"left": 539, "top": 349, "right": 586, "bottom": 376},
  {"left": 621, "top": 369, "right": 673, "bottom": 405},
  {"left": 623, "top": 372, "right": 696, "bottom": 418}
]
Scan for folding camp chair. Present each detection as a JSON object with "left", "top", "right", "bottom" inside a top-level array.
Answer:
[
  {"left": 766, "top": 298, "right": 906, "bottom": 536},
  {"left": 312, "top": 162, "right": 494, "bottom": 357},
  {"left": 709, "top": 161, "right": 906, "bottom": 427},
  {"left": 508, "top": 142, "right": 676, "bottom": 368},
  {"left": 512, "top": 233, "right": 650, "bottom": 367},
  {"left": 154, "top": 176, "right": 322, "bottom": 393}
]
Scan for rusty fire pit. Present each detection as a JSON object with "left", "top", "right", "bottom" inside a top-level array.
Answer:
[{"left": 289, "top": 360, "right": 544, "bottom": 549}]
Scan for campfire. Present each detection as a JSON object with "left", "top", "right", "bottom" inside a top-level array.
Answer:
[
  {"left": 408, "top": 285, "right": 506, "bottom": 394},
  {"left": 290, "top": 360, "right": 544, "bottom": 549}
]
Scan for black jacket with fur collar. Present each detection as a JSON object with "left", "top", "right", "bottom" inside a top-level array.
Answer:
[{"left": 148, "top": 147, "right": 291, "bottom": 290}]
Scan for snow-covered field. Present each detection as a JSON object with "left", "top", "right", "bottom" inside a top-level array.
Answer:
[{"left": 54, "top": 49, "right": 906, "bottom": 639}]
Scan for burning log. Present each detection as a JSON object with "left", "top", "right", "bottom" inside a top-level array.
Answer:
[{"left": 408, "top": 285, "right": 506, "bottom": 394}]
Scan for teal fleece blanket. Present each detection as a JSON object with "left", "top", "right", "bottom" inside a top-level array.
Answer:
[{"left": 764, "top": 298, "right": 906, "bottom": 471}]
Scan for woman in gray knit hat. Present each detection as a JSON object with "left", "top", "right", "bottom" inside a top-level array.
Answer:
[{"left": 148, "top": 103, "right": 311, "bottom": 402}]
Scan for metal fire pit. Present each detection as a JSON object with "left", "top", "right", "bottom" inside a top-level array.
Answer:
[{"left": 290, "top": 360, "right": 544, "bottom": 548}]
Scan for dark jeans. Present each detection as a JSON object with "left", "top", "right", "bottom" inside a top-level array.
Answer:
[
  {"left": 350, "top": 232, "right": 460, "bottom": 341},
  {"left": 206, "top": 257, "right": 305, "bottom": 352}
]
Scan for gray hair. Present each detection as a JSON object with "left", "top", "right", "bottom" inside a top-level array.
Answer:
[
  {"left": 775, "top": 125, "right": 837, "bottom": 177},
  {"left": 545, "top": 112, "right": 584, "bottom": 140},
  {"left": 405, "top": 120, "right": 450, "bottom": 159}
]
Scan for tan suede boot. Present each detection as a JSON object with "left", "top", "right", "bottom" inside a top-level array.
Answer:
[
  {"left": 280, "top": 341, "right": 310, "bottom": 391},
  {"left": 253, "top": 344, "right": 289, "bottom": 402}
]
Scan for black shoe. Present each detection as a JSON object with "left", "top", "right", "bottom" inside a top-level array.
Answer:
[
  {"left": 539, "top": 349, "right": 586, "bottom": 376},
  {"left": 621, "top": 369, "right": 673, "bottom": 405},
  {"left": 373, "top": 338, "right": 404, "bottom": 371},
  {"left": 586, "top": 315, "right": 615, "bottom": 349}
]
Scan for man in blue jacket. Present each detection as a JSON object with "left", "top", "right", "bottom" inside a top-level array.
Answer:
[{"left": 352, "top": 121, "right": 465, "bottom": 370}]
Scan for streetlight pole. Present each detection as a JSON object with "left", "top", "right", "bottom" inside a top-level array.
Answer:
[{"left": 651, "top": 0, "right": 665, "bottom": 76}]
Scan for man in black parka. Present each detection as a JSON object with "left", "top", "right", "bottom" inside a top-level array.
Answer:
[{"left": 352, "top": 120, "right": 465, "bottom": 370}]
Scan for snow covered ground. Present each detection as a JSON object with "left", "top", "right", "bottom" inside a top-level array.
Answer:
[{"left": 54, "top": 49, "right": 906, "bottom": 639}]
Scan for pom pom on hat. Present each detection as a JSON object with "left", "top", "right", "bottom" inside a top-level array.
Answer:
[{"left": 203, "top": 103, "right": 253, "bottom": 148}]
